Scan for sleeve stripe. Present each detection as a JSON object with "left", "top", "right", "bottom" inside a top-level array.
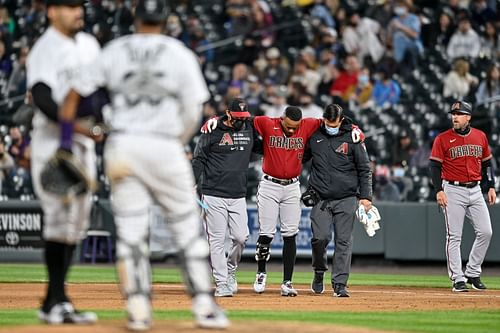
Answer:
[
  {"left": 482, "top": 155, "right": 492, "bottom": 162},
  {"left": 430, "top": 157, "right": 443, "bottom": 163}
]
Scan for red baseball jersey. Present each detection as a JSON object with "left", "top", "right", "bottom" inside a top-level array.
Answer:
[
  {"left": 430, "top": 128, "right": 492, "bottom": 182},
  {"left": 253, "top": 116, "right": 321, "bottom": 179}
]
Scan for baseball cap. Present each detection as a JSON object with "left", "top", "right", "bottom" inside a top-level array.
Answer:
[
  {"left": 46, "top": 0, "right": 85, "bottom": 6},
  {"left": 135, "top": 0, "right": 168, "bottom": 23},
  {"left": 449, "top": 101, "right": 472, "bottom": 115},
  {"left": 227, "top": 98, "right": 250, "bottom": 118}
]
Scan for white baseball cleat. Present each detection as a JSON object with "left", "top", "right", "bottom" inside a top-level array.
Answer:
[
  {"left": 126, "top": 294, "right": 152, "bottom": 331},
  {"left": 253, "top": 272, "right": 267, "bottom": 294},
  {"left": 280, "top": 281, "right": 298, "bottom": 297},
  {"left": 38, "top": 302, "right": 97, "bottom": 325},
  {"left": 214, "top": 283, "right": 233, "bottom": 297},
  {"left": 192, "top": 294, "right": 230, "bottom": 329},
  {"left": 227, "top": 272, "right": 238, "bottom": 294}
]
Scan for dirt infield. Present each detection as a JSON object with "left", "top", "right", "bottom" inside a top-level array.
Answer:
[{"left": 1, "top": 283, "right": 500, "bottom": 333}]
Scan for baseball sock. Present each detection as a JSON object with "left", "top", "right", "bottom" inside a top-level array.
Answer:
[
  {"left": 282, "top": 235, "right": 297, "bottom": 282},
  {"left": 61, "top": 244, "right": 76, "bottom": 303},
  {"left": 42, "top": 241, "right": 67, "bottom": 312}
]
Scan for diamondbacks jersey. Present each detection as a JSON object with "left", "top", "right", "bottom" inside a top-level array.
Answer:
[
  {"left": 71, "top": 34, "right": 209, "bottom": 138},
  {"left": 253, "top": 117, "right": 321, "bottom": 179},
  {"left": 430, "top": 128, "right": 492, "bottom": 182},
  {"left": 27, "top": 27, "right": 101, "bottom": 143}
]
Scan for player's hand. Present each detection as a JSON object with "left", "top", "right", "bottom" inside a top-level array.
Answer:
[
  {"left": 436, "top": 190, "right": 447, "bottom": 208},
  {"left": 200, "top": 116, "right": 219, "bottom": 134},
  {"left": 487, "top": 188, "right": 496, "bottom": 205},
  {"left": 359, "top": 199, "right": 372, "bottom": 212}
]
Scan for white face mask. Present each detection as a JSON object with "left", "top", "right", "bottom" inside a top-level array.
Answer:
[
  {"left": 325, "top": 125, "right": 339, "bottom": 136},
  {"left": 394, "top": 6, "right": 407, "bottom": 16}
]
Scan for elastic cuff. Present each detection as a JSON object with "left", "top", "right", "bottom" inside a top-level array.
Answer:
[{"left": 60, "top": 120, "right": 74, "bottom": 151}]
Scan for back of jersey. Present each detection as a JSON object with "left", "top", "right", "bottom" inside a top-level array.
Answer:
[{"left": 76, "top": 34, "right": 209, "bottom": 138}]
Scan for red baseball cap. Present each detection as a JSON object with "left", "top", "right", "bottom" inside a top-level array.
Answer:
[{"left": 227, "top": 98, "right": 250, "bottom": 118}]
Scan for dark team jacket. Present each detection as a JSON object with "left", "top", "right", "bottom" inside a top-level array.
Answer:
[
  {"left": 303, "top": 117, "right": 373, "bottom": 201},
  {"left": 192, "top": 116, "right": 261, "bottom": 198}
]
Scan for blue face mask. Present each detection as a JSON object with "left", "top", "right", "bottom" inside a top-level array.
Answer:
[
  {"left": 325, "top": 125, "right": 339, "bottom": 136},
  {"left": 394, "top": 6, "right": 407, "bottom": 16}
]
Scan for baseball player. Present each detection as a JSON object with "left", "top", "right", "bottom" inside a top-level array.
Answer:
[
  {"left": 203, "top": 107, "right": 365, "bottom": 296},
  {"left": 192, "top": 98, "right": 261, "bottom": 297},
  {"left": 27, "top": 0, "right": 102, "bottom": 324},
  {"left": 303, "top": 104, "right": 372, "bottom": 297},
  {"left": 58, "top": 0, "right": 229, "bottom": 330},
  {"left": 429, "top": 101, "right": 496, "bottom": 292}
]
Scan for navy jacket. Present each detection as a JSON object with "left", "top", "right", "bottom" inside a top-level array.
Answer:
[
  {"left": 192, "top": 116, "right": 261, "bottom": 198},
  {"left": 303, "top": 117, "right": 372, "bottom": 201}
]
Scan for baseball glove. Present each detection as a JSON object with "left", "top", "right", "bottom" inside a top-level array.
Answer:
[
  {"left": 40, "top": 149, "right": 92, "bottom": 202},
  {"left": 301, "top": 187, "right": 320, "bottom": 207}
]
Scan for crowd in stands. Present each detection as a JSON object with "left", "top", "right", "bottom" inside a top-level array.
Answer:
[{"left": 0, "top": 0, "right": 498, "bottom": 204}]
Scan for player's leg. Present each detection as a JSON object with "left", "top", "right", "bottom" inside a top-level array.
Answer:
[
  {"left": 278, "top": 181, "right": 301, "bottom": 296},
  {"left": 202, "top": 195, "right": 232, "bottom": 296},
  {"left": 443, "top": 182, "right": 468, "bottom": 287},
  {"left": 32, "top": 144, "right": 97, "bottom": 324},
  {"left": 148, "top": 141, "right": 228, "bottom": 329},
  {"left": 464, "top": 187, "right": 493, "bottom": 286},
  {"left": 309, "top": 200, "right": 333, "bottom": 294},
  {"left": 254, "top": 178, "right": 280, "bottom": 292},
  {"left": 331, "top": 197, "right": 357, "bottom": 297},
  {"left": 227, "top": 197, "right": 249, "bottom": 294},
  {"left": 110, "top": 175, "right": 153, "bottom": 331}
]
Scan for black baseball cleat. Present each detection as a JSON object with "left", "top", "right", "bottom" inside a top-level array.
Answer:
[
  {"left": 452, "top": 281, "right": 469, "bottom": 292},
  {"left": 333, "top": 284, "right": 350, "bottom": 297},
  {"left": 465, "top": 276, "right": 487, "bottom": 290},
  {"left": 311, "top": 271, "right": 324, "bottom": 294}
]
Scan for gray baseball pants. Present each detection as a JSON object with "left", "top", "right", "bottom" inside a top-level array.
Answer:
[
  {"left": 202, "top": 195, "right": 249, "bottom": 286},
  {"left": 443, "top": 182, "right": 493, "bottom": 283},
  {"left": 310, "top": 196, "right": 357, "bottom": 286}
]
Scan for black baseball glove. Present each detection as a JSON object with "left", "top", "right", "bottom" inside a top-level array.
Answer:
[
  {"left": 40, "top": 149, "right": 91, "bottom": 202},
  {"left": 301, "top": 187, "right": 320, "bottom": 207}
]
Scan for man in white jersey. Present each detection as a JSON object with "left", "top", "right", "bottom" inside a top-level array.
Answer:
[
  {"left": 58, "top": 0, "right": 229, "bottom": 330},
  {"left": 27, "top": 0, "right": 104, "bottom": 325}
]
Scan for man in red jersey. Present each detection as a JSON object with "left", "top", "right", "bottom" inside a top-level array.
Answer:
[
  {"left": 203, "top": 105, "right": 364, "bottom": 296},
  {"left": 429, "top": 100, "right": 496, "bottom": 293}
]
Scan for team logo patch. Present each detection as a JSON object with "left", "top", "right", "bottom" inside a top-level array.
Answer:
[
  {"left": 335, "top": 142, "right": 349, "bottom": 155},
  {"left": 451, "top": 102, "right": 461, "bottom": 111},
  {"left": 219, "top": 133, "right": 234, "bottom": 146},
  {"left": 239, "top": 103, "right": 246, "bottom": 111}
]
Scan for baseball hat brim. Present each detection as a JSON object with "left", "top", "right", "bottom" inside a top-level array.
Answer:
[{"left": 229, "top": 111, "right": 251, "bottom": 118}]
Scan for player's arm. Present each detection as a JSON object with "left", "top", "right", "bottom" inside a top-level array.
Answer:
[
  {"left": 428, "top": 159, "right": 443, "bottom": 193},
  {"left": 353, "top": 142, "right": 373, "bottom": 202},
  {"left": 251, "top": 124, "right": 263, "bottom": 155},
  {"left": 302, "top": 139, "right": 313, "bottom": 163},
  {"left": 192, "top": 133, "right": 213, "bottom": 185},
  {"left": 31, "top": 83, "right": 59, "bottom": 122},
  {"left": 481, "top": 158, "right": 496, "bottom": 189}
]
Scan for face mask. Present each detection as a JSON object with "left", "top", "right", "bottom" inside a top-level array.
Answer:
[
  {"left": 232, "top": 119, "right": 245, "bottom": 130},
  {"left": 358, "top": 75, "right": 369, "bottom": 85},
  {"left": 325, "top": 125, "right": 339, "bottom": 136},
  {"left": 393, "top": 167, "right": 405, "bottom": 178},
  {"left": 394, "top": 6, "right": 407, "bottom": 16},
  {"left": 0, "top": 152, "right": 4, "bottom": 159},
  {"left": 11, "top": 138, "right": 20, "bottom": 145}
]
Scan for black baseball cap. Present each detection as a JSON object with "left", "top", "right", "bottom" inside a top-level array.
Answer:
[
  {"left": 135, "top": 0, "right": 168, "bottom": 23},
  {"left": 227, "top": 98, "right": 250, "bottom": 118},
  {"left": 46, "top": 0, "right": 84, "bottom": 6},
  {"left": 449, "top": 101, "right": 472, "bottom": 115}
]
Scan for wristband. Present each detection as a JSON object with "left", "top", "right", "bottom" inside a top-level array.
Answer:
[{"left": 60, "top": 120, "right": 74, "bottom": 151}]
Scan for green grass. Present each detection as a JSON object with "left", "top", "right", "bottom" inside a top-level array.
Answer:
[
  {"left": 1, "top": 309, "right": 499, "bottom": 333},
  {"left": 0, "top": 264, "right": 499, "bottom": 333},
  {"left": 1, "top": 263, "right": 500, "bottom": 289}
]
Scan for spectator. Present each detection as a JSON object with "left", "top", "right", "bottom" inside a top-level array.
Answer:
[
  {"left": 409, "top": 130, "right": 439, "bottom": 170},
  {"left": 113, "top": 0, "right": 133, "bottom": 36},
  {"left": 372, "top": 68, "right": 401, "bottom": 108},
  {"left": 443, "top": 58, "right": 478, "bottom": 99},
  {"left": 310, "top": 0, "right": 335, "bottom": 28},
  {"left": 376, "top": 174, "right": 402, "bottom": 202},
  {"left": 469, "top": 0, "right": 496, "bottom": 29},
  {"left": 342, "top": 10, "right": 385, "bottom": 67},
  {"left": 5, "top": 46, "right": 29, "bottom": 98},
  {"left": 245, "top": 74, "right": 263, "bottom": 114},
  {"left": 261, "top": 83, "right": 287, "bottom": 118},
  {"left": 8, "top": 126, "right": 30, "bottom": 171},
  {"left": 476, "top": 63, "right": 500, "bottom": 106},
  {"left": 316, "top": 48, "right": 337, "bottom": 96},
  {"left": 289, "top": 58, "right": 321, "bottom": 96},
  {"left": 330, "top": 54, "right": 360, "bottom": 99},
  {"left": 446, "top": 15, "right": 481, "bottom": 61},
  {"left": 479, "top": 21, "right": 499, "bottom": 60},
  {"left": 0, "top": 139, "right": 15, "bottom": 195},
  {"left": 260, "top": 47, "right": 289, "bottom": 85},
  {"left": 166, "top": 14, "right": 183, "bottom": 39},
  {"left": 426, "top": 10, "right": 455, "bottom": 48},
  {"left": 343, "top": 67, "right": 373, "bottom": 108},
  {"left": 299, "top": 92, "right": 323, "bottom": 118},
  {"left": 391, "top": 131, "right": 415, "bottom": 168},
  {"left": 0, "top": 40, "right": 12, "bottom": 78},
  {"left": 387, "top": 0, "right": 423, "bottom": 72}
]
